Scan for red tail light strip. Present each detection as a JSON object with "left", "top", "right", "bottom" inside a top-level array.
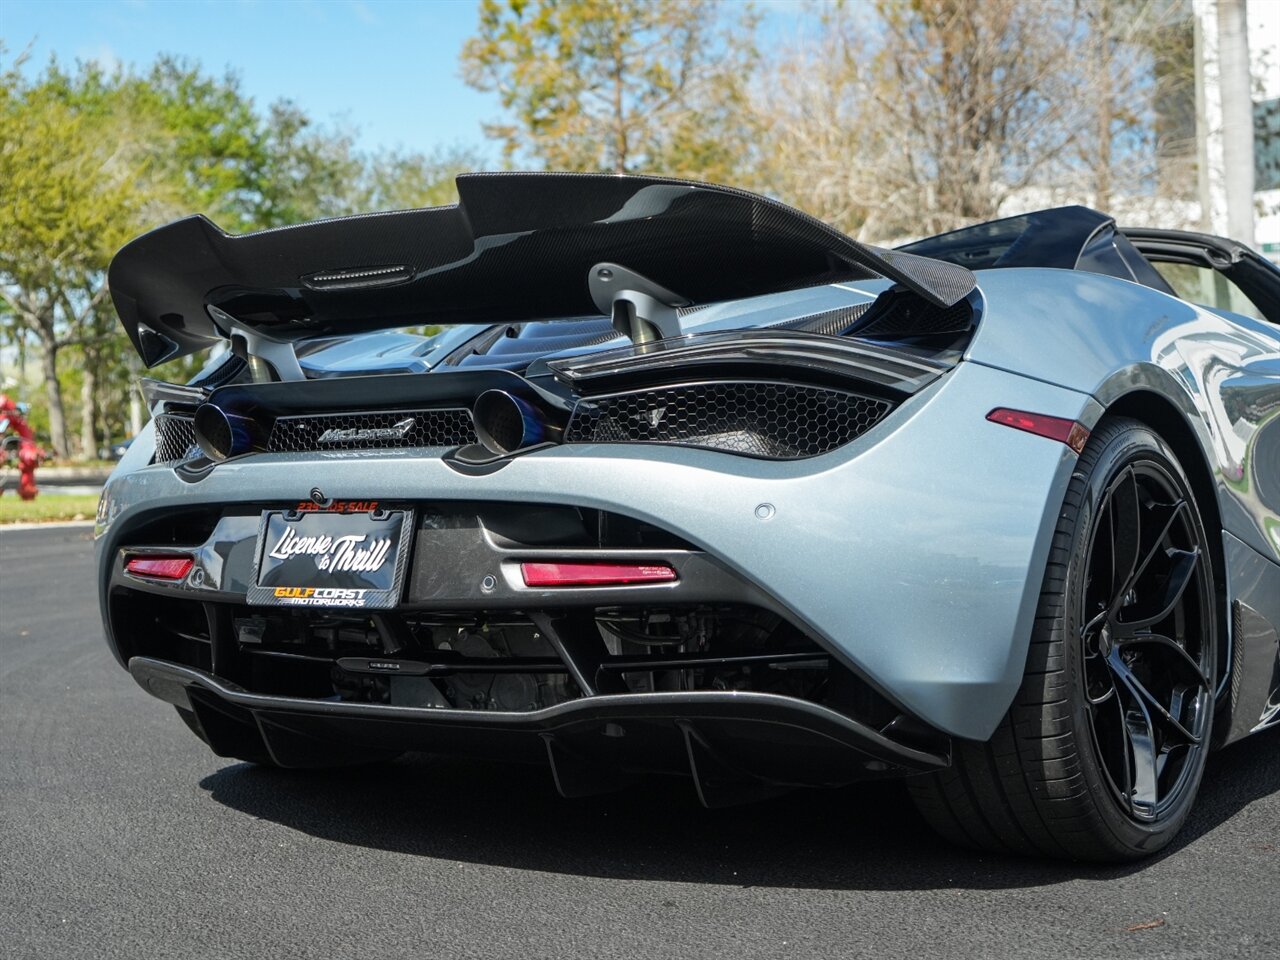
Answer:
[
  {"left": 124, "top": 555, "right": 195, "bottom": 581},
  {"left": 987, "top": 408, "right": 1090, "bottom": 455},
  {"left": 521, "top": 561, "right": 678, "bottom": 587}
]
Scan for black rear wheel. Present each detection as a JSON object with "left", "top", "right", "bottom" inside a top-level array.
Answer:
[{"left": 909, "top": 418, "right": 1217, "bottom": 861}]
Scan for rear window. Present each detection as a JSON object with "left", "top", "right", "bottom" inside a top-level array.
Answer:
[{"left": 1152, "top": 262, "right": 1266, "bottom": 321}]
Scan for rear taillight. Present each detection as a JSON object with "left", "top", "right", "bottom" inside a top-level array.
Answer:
[
  {"left": 520, "top": 561, "right": 678, "bottom": 587},
  {"left": 124, "top": 555, "right": 194, "bottom": 581},
  {"left": 987, "top": 408, "right": 1089, "bottom": 455}
]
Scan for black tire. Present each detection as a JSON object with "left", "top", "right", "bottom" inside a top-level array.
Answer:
[{"left": 908, "top": 418, "right": 1218, "bottom": 861}]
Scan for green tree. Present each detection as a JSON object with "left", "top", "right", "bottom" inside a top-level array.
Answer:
[
  {"left": 461, "top": 0, "right": 759, "bottom": 180},
  {"left": 0, "top": 56, "right": 148, "bottom": 457},
  {"left": 361, "top": 144, "right": 483, "bottom": 211},
  {"left": 252, "top": 100, "right": 364, "bottom": 227},
  {"left": 120, "top": 57, "right": 268, "bottom": 229},
  {"left": 0, "top": 54, "right": 380, "bottom": 456}
]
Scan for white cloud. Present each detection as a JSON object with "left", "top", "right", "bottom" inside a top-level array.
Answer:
[{"left": 77, "top": 42, "right": 121, "bottom": 73}]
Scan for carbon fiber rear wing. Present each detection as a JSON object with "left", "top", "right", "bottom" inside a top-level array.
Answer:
[{"left": 109, "top": 172, "right": 976, "bottom": 367}]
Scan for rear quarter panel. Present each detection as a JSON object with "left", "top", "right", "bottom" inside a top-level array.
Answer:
[{"left": 966, "top": 268, "right": 1280, "bottom": 738}]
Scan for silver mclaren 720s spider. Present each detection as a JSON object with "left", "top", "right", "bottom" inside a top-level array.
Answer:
[{"left": 96, "top": 173, "right": 1280, "bottom": 861}]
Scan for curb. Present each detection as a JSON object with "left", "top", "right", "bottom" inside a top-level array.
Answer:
[
  {"left": 0, "top": 520, "right": 96, "bottom": 532},
  {"left": 24, "top": 467, "right": 112, "bottom": 482}
]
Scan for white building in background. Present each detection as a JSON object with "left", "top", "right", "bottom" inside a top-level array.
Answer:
[
  {"left": 972, "top": 2, "right": 1280, "bottom": 260},
  {"left": 1246, "top": 0, "right": 1280, "bottom": 261},
  {"left": 1196, "top": 0, "right": 1280, "bottom": 261}
]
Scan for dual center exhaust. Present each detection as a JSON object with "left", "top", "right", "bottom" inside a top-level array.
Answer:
[{"left": 191, "top": 389, "right": 564, "bottom": 462}]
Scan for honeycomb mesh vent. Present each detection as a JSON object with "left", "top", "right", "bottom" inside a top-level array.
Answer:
[
  {"left": 267, "top": 408, "right": 476, "bottom": 452},
  {"left": 564, "top": 382, "right": 892, "bottom": 459},
  {"left": 153, "top": 413, "right": 199, "bottom": 464}
]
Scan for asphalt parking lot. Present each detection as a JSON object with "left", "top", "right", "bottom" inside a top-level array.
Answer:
[{"left": 2, "top": 524, "right": 1277, "bottom": 960}]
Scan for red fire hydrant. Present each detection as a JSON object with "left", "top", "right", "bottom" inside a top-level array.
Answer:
[{"left": 0, "top": 393, "right": 43, "bottom": 500}]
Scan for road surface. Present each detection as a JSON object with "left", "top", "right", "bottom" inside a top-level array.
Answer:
[{"left": 2, "top": 526, "right": 1276, "bottom": 959}]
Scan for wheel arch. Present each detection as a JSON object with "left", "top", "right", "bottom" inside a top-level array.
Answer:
[{"left": 1100, "top": 390, "right": 1233, "bottom": 712}]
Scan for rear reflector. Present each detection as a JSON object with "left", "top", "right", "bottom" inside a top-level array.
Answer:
[
  {"left": 521, "top": 561, "right": 678, "bottom": 587},
  {"left": 987, "top": 408, "right": 1090, "bottom": 455},
  {"left": 124, "top": 555, "right": 194, "bottom": 581}
]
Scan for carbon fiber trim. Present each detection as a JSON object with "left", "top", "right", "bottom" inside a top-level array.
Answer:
[
  {"left": 855, "top": 296, "right": 973, "bottom": 338},
  {"left": 128, "top": 657, "right": 950, "bottom": 783},
  {"left": 770, "top": 303, "right": 870, "bottom": 337},
  {"left": 548, "top": 329, "right": 950, "bottom": 394}
]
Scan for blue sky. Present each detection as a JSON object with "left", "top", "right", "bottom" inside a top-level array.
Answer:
[
  {"left": 2, "top": 0, "right": 805, "bottom": 161},
  {"left": 3, "top": 0, "right": 507, "bottom": 160}
]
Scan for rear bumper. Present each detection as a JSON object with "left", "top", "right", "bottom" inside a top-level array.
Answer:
[
  {"left": 130, "top": 656, "right": 947, "bottom": 804},
  {"left": 100, "top": 361, "right": 1096, "bottom": 739}
]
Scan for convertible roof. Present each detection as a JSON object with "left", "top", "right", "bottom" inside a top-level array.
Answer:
[
  {"left": 109, "top": 172, "right": 977, "bottom": 366},
  {"left": 899, "top": 205, "right": 1174, "bottom": 294}
]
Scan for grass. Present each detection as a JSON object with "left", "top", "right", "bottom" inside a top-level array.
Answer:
[{"left": 0, "top": 493, "right": 100, "bottom": 524}]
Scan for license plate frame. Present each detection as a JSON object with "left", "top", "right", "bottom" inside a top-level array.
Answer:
[{"left": 248, "top": 507, "right": 413, "bottom": 609}]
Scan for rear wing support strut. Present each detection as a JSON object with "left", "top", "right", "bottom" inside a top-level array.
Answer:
[{"left": 588, "top": 262, "right": 688, "bottom": 346}]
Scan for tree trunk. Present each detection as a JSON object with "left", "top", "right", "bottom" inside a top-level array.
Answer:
[
  {"left": 1194, "top": 8, "right": 1213, "bottom": 232},
  {"left": 129, "top": 386, "right": 144, "bottom": 438},
  {"left": 1094, "top": 4, "right": 1114, "bottom": 212},
  {"left": 38, "top": 338, "right": 70, "bottom": 459},
  {"left": 611, "top": 26, "right": 627, "bottom": 174},
  {"left": 127, "top": 352, "right": 145, "bottom": 437},
  {"left": 80, "top": 361, "right": 97, "bottom": 458}
]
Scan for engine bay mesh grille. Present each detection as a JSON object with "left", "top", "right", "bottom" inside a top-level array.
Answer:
[
  {"left": 564, "top": 381, "right": 893, "bottom": 459},
  {"left": 153, "top": 413, "right": 199, "bottom": 464},
  {"left": 267, "top": 409, "right": 476, "bottom": 452}
]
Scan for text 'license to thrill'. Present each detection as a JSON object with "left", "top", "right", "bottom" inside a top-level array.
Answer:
[{"left": 249, "top": 509, "right": 411, "bottom": 609}]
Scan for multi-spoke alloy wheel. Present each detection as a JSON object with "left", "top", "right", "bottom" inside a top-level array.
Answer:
[
  {"left": 910, "top": 418, "right": 1218, "bottom": 861},
  {"left": 1079, "top": 463, "right": 1213, "bottom": 825}
]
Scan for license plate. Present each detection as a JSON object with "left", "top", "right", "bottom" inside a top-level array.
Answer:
[{"left": 248, "top": 509, "right": 413, "bottom": 608}]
